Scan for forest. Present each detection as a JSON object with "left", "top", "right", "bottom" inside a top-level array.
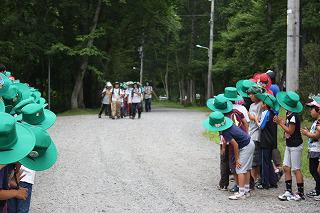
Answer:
[{"left": 0, "top": 0, "right": 319, "bottom": 111}]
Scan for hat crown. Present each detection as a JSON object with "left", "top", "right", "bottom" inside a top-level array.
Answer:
[
  {"left": 284, "top": 91, "right": 300, "bottom": 107},
  {"left": 242, "top": 80, "right": 255, "bottom": 90},
  {"left": 27, "top": 126, "right": 51, "bottom": 159},
  {"left": 214, "top": 95, "right": 228, "bottom": 109},
  {"left": 224, "top": 87, "right": 238, "bottom": 99},
  {"left": 209, "top": 111, "right": 226, "bottom": 127},
  {"left": 21, "top": 103, "right": 45, "bottom": 125},
  {"left": 0, "top": 112, "right": 18, "bottom": 150}
]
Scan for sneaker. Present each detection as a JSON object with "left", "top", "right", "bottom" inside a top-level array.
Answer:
[
  {"left": 230, "top": 185, "right": 239, "bottom": 193},
  {"left": 288, "top": 193, "right": 305, "bottom": 201},
  {"left": 278, "top": 191, "right": 293, "bottom": 201},
  {"left": 307, "top": 189, "right": 318, "bottom": 198},
  {"left": 313, "top": 194, "right": 320, "bottom": 201},
  {"left": 229, "top": 192, "right": 246, "bottom": 200},
  {"left": 217, "top": 185, "right": 228, "bottom": 191},
  {"left": 98, "top": 115, "right": 101, "bottom": 118}
]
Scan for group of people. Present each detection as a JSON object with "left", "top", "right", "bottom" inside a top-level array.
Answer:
[
  {"left": 0, "top": 64, "right": 58, "bottom": 213},
  {"left": 98, "top": 81, "right": 153, "bottom": 120},
  {"left": 203, "top": 70, "right": 320, "bottom": 201}
]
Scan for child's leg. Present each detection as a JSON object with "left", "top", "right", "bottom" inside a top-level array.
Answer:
[
  {"left": 291, "top": 145, "right": 304, "bottom": 195},
  {"left": 219, "top": 144, "right": 229, "bottom": 188},
  {"left": 310, "top": 158, "right": 320, "bottom": 195}
]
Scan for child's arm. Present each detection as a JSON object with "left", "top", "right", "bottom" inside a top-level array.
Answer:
[
  {"left": 242, "top": 118, "right": 249, "bottom": 133},
  {"left": 301, "top": 126, "right": 320, "bottom": 140},
  {"left": 0, "top": 188, "right": 28, "bottom": 200},
  {"left": 230, "top": 139, "right": 241, "bottom": 168},
  {"left": 274, "top": 116, "right": 295, "bottom": 135},
  {"left": 248, "top": 112, "right": 255, "bottom": 121}
]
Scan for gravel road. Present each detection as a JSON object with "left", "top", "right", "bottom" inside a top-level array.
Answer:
[{"left": 30, "top": 108, "right": 319, "bottom": 213}]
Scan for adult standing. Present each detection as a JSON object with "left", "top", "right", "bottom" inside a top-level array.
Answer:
[
  {"left": 98, "top": 82, "right": 112, "bottom": 118},
  {"left": 132, "top": 82, "right": 142, "bottom": 119},
  {"left": 144, "top": 81, "right": 153, "bottom": 112},
  {"left": 111, "top": 82, "right": 121, "bottom": 119}
]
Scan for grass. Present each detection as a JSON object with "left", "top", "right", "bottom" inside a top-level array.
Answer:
[
  {"left": 203, "top": 109, "right": 313, "bottom": 178},
  {"left": 153, "top": 100, "right": 209, "bottom": 111}
]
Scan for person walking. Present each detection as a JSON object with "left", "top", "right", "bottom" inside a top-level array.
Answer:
[
  {"left": 111, "top": 82, "right": 121, "bottom": 119},
  {"left": 132, "top": 82, "right": 142, "bottom": 119},
  {"left": 144, "top": 82, "right": 153, "bottom": 112},
  {"left": 98, "top": 82, "right": 112, "bottom": 118}
]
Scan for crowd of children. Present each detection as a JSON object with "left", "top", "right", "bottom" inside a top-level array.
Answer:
[
  {"left": 0, "top": 64, "right": 58, "bottom": 213},
  {"left": 98, "top": 81, "right": 153, "bottom": 120},
  {"left": 203, "top": 70, "right": 320, "bottom": 201}
]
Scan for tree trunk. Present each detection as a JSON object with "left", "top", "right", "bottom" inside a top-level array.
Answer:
[{"left": 70, "top": 0, "right": 101, "bottom": 109}]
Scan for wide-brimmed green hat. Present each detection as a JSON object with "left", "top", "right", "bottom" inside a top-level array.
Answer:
[
  {"left": 0, "top": 112, "right": 36, "bottom": 164},
  {"left": 2, "top": 85, "right": 18, "bottom": 100},
  {"left": 206, "top": 94, "right": 233, "bottom": 113},
  {"left": 255, "top": 93, "right": 280, "bottom": 111},
  {"left": 16, "top": 103, "right": 56, "bottom": 130},
  {"left": 10, "top": 97, "right": 35, "bottom": 115},
  {"left": 203, "top": 111, "right": 233, "bottom": 132},
  {"left": 31, "top": 90, "right": 41, "bottom": 103},
  {"left": 236, "top": 80, "right": 256, "bottom": 98},
  {"left": 0, "top": 98, "right": 4, "bottom": 112},
  {"left": 0, "top": 73, "right": 12, "bottom": 96},
  {"left": 223, "top": 87, "right": 243, "bottom": 101},
  {"left": 246, "top": 84, "right": 266, "bottom": 95},
  {"left": 276, "top": 91, "right": 303, "bottom": 113},
  {"left": 38, "top": 97, "right": 46, "bottom": 105},
  {"left": 19, "top": 124, "right": 57, "bottom": 171}
]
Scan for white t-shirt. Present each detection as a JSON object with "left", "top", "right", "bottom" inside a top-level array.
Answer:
[
  {"left": 20, "top": 166, "right": 36, "bottom": 185},
  {"left": 144, "top": 86, "right": 153, "bottom": 99},
  {"left": 112, "top": 88, "right": 121, "bottom": 102},
  {"left": 233, "top": 104, "right": 250, "bottom": 122},
  {"left": 101, "top": 88, "right": 111, "bottom": 104},
  {"left": 132, "top": 88, "right": 142, "bottom": 103},
  {"left": 126, "top": 88, "right": 133, "bottom": 103}
]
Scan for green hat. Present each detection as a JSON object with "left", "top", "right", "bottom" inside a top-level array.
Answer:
[
  {"left": 236, "top": 80, "right": 256, "bottom": 98},
  {"left": 19, "top": 124, "right": 57, "bottom": 171},
  {"left": 5, "top": 105, "right": 13, "bottom": 114},
  {"left": 31, "top": 91, "right": 41, "bottom": 103},
  {"left": 246, "top": 85, "right": 266, "bottom": 95},
  {"left": 203, "top": 111, "right": 233, "bottom": 132},
  {"left": 206, "top": 94, "right": 233, "bottom": 113},
  {"left": 2, "top": 85, "right": 18, "bottom": 100},
  {"left": 0, "top": 98, "right": 4, "bottom": 112},
  {"left": 223, "top": 87, "right": 243, "bottom": 101},
  {"left": 276, "top": 91, "right": 303, "bottom": 113},
  {"left": 16, "top": 103, "right": 56, "bottom": 129},
  {"left": 313, "top": 95, "right": 320, "bottom": 104},
  {"left": 0, "top": 73, "right": 11, "bottom": 96},
  {"left": 38, "top": 97, "right": 46, "bottom": 105},
  {"left": 10, "top": 97, "right": 35, "bottom": 115},
  {"left": 0, "top": 112, "right": 36, "bottom": 164},
  {"left": 15, "top": 83, "right": 31, "bottom": 100},
  {"left": 255, "top": 93, "right": 280, "bottom": 111}
]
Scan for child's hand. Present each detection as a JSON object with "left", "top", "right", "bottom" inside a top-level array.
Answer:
[
  {"left": 9, "top": 168, "right": 26, "bottom": 188},
  {"left": 236, "top": 159, "right": 242, "bottom": 169},
  {"left": 15, "top": 187, "right": 28, "bottom": 200},
  {"left": 273, "top": 116, "right": 283, "bottom": 124},
  {"left": 300, "top": 128, "right": 309, "bottom": 136}
]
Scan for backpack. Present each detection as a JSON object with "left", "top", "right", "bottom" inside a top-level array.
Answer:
[{"left": 227, "top": 109, "right": 246, "bottom": 132}]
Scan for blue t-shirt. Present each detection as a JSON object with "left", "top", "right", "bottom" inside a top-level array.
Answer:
[
  {"left": 0, "top": 164, "right": 14, "bottom": 209},
  {"left": 222, "top": 124, "right": 251, "bottom": 149},
  {"left": 270, "top": 84, "right": 280, "bottom": 96}
]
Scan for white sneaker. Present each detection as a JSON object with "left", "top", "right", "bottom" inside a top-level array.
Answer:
[
  {"left": 229, "top": 192, "right": 246, "bottom": 200},
  {"left": 287, "top": 193, "right": 304, "bottom": 201},
  {"left": 278, "top": 191, "right": 293, "bottom": 201},
  {"left": 313, "top": 195, "right": 320, "bottom": 201}
]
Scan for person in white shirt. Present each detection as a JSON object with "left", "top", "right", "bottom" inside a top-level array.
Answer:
[
  {"left": 131, "top": 82, "right": 142, "bottom": 119},
  {"left": 144, "top": 82, "right": 153, "bottom": 112},
  {"left": 125, "top": 82, "right": 134, "bottom": 118},
  {"left": 111, "top": 82, "right": 122, "bottom": 119}
]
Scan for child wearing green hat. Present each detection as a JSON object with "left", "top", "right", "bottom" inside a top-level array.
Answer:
[
  {"left": 203, "top": 111, "right": 255, "bottom": 200},
  {"left": 274, "top": 91, "right": 305, "bottom": 201},
  {"left": 254, "top": 93, "right": 279, "bottom": 190},
  {"left": 301, "top": 97, "right": 320, "bottom": 201}
]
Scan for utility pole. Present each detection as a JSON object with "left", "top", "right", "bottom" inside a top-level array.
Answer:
[
  {"left": 48, "top": 57, "right": 51, "bottom": 110},
  {"left": 286, "top": 0, "right": 300, "bottom": 91},
  {"left": 207, "top": 0, "right": 214, "bottom": 99}
]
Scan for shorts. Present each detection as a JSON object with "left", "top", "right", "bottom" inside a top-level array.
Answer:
[
  {"left": 236, "top": 141, "right": 255, "bottom": 174},
  {"left": 252, "top": 140, "right": 261, "bottom": 167},
  {"left": 283, "top": 144, "right": 303, "bottom": 170}
]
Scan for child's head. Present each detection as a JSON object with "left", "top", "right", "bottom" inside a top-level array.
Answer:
[
  {"left": 307, "top": 100, "right": 320, "bottom": 119},
  {"left": 261, "top": 102, "right": 270, "bottom": 110},
  {"left": 246, "top": 85, "right": 265, "bottom": 103}
]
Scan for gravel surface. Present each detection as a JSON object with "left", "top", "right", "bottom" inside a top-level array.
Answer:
[{"left": 30, "top": 108, "right": 319, "bottom": 213}]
